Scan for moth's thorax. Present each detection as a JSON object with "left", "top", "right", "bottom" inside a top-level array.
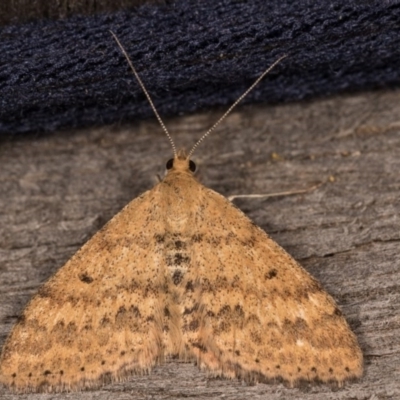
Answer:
[{"left": 160, "top": 166, "right": 200, "bottom": 232}]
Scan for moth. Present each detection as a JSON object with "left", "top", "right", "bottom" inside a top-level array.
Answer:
[{"left": 0, "top": 32, "right": 363, "bottom": 392}]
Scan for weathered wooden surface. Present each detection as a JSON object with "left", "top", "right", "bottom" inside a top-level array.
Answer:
[{"left": 0, "top": 89, "right": 399, "bottom": 399}]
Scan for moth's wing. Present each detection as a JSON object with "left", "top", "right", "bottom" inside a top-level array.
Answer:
[
  {"left": 183, "top": 188, "right": 363, "bottom": 386},
  {"left": 0, "top": 186, "right": 166, "bottom": 392}
]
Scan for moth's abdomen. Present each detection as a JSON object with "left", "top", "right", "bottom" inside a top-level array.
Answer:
[
  {"left": 154, "top": 232, "right": 199, "bottom": 359},
  {"left": 165, "top": 237, "right": 191, "bottom": 286}
]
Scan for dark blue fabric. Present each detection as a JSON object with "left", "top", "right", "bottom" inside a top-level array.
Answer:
[{"left": 0, "top": 0, "right": 399, "bottom": 135}]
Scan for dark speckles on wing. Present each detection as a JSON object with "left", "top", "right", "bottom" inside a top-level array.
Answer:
[
  {"left": 191, "top": 234, "right": 203, "bottom": 243},
  {"left": 173, "top": 240, "right": 186, "bottom": 250},
  {"left": 265, "top": 269, "right": 277, "bottom": 280},
  {"left": 166, "top": 253, "right": 190, "bottom": 267},
  {"left": 37, "top": 286, "right": 53, "bottom": 298},
  {"left": 154, "top": 234, "right": 165, "bottom": 243},
  {"left": 191, "top": 341, "right": 208, "bottom": 353},
  {"left": 163, "top": 234, "right": 191, "bottom": 285},
  {"left": 185, "top": 280, "right": 194, "bottom": 292},
  {"left": 78, "top": 273, "right": 94, "bottom": 284},
  {"left": 172, "top": 269, "right": 184, "bottom": 285}
]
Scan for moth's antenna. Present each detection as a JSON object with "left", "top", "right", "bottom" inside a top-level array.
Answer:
[
  {"left": 110, "top": 31, "right": 177, "bottom": 158},
  {"left": 188, "top": 54, "right": 287, "bottom": 159}
]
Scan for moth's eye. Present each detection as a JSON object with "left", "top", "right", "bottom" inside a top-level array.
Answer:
[
  {"left": 189, "top": 160, "right": 196, "bottom": 173},
  {"left": 166, "top": 159, "right": 174, "bottom": 170}
]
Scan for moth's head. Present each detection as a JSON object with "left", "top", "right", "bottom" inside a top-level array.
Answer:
[{"left": 165, "top": 150, "right": 196, "bottom": 174}]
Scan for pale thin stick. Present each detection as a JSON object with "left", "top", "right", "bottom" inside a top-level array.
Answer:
[
  {"left": 228, "top": 182, "right": 323, "bottom": 202},
  {"left": 188, "top": 54, "right": 287, "bottom": 159},
  {"left": 110, "top": 31, "right": 177, "bottom": 158}
]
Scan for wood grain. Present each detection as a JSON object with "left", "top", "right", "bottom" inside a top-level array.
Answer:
[{"left": 0, "top": 88, "right": 399, "bottom": 399}]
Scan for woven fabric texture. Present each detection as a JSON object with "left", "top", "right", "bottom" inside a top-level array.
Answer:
[{"left": 0, "top": 0, "right": 399, "bottom": 135}]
